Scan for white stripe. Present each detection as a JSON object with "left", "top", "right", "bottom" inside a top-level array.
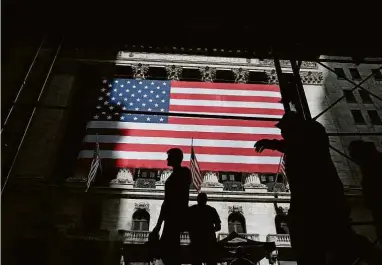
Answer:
[
  {"left": 85, "top": 135, "right": 261, "bottom": 148},
  {"left": 171, "top": 87, "right": 281, "bottom": 98},
  {"left": 87, "top": 121, "right": 281, "bottom": 134},
  {"left": 79, "top": 150, "right": 280, "bottom": 165},
  {"left": 173, "top": 111, "right": 282, "bottom": 119},
  {"left": 170, "top": 99, "right": 284, "bottom": 110}
]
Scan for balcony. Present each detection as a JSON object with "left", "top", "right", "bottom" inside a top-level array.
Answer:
[
  {"left": 217, "top": 233, "right": 260, "bottom": 241},
  {"left": 121, "top": 230, "right": 190, "bottom": 245},
  {"left": 266, "top": 234, "right": 291, "bottom": 247}
]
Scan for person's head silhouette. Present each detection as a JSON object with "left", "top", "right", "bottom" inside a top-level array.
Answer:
[
  {"left": 166, "top": 148, "right": 183, "bottom": 168},
  {"left": 275, "top": 112, "right": 304, "bottom": 140},
  {"left": 197, "top": 192, "right": 208, "bottom": 206}
]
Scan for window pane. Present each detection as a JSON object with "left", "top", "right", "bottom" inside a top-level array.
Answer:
[
  {"left": 368, "top": 110, "right": 382, "bottom": 125},
  {"left": 349, "top": 68, "right": 361, "bottom": 80},
  {"left": 216, "top": 70, "right": 235, "bottom": 83},
  {"left": 359, "top": 90, "right": 373, "bottom": 103},
  {"left": 334, "top": 68, "right": 346, "bottom": 79},
  {"left": 230, "top": 175, "right": 235, "bottom": 181},
  {"left": 234, "top": 222, "right": 244, "bottom": 233},
  {"left": 222, "top": 174, "right": 227, "bottom": 181},
  {"left": 269, "top": 176, "right": 274, "bottom": 182},
  {"left": 371, "top": 69, "right": 382, "bottom": 81},
  {"left": 351, "top": 110, "right": 366, "bottom": 125},
  {"left": 343, "top": 90, "right": 356, "bottom": 103},
  {"left": 141, "top": 220, "right": 149, "bottom": 231},
  {"left": 149, "top": 172, "right": 156, "bottom": 179},
  {"left": 261, "top": 175, "right": 267, "bottom": 182},
  {"left": 141, "top": 172, "right": 147, "bottom": 178},
  {"left": 228, "top": 222, "right": 235, "bottom": 233}
]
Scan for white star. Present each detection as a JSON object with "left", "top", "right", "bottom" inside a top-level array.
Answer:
[
  {"left": 161, "top": 99, "right": 165, "bottom": 103},
  {"left": 101, "top": 88, "right": 106, "bottom": 92},
  {"left": 114, "top": 112, "right": 119, "bottom": 115},
  {"left": 149, "top": 99, "right": 153, "bottom": 102},
  {"left": 102, "top": 112, "right": 106, "bottom": 115},
  {"left": 139, "top": 81, "right": 143, "bottom": 84},
  {"left": 119, "top": 93, "right": 123, "bottom": 96},
  {"left": 109, "top": 106, "right": 114, "bottom": 110},
  {"left": 144, "top": 85, "right": 148, "bottom": 89},
  {"left": 148, "top": 108, "right": 152, "bottom": 111},
  {"left": 134, "top": 117, "right": 138, "bottom": 120},
  {"left": 156, "top": 95, "right": 160, "bottom": 98},
  {"left": 161, "top": 108, "right": 164, "bottom": 112},
  {"left": 117, "top": 101, "right": 121, "bottom": 105},
  {"left": 156, "top": 86, "right": 160, "bottom": 89},
  {"left": 120, "top": 84, "right": 124, "bottom": 87},
  {"left": 103, "top": 79, "right": 107, "bottom": 83},
  {"left": 125, "top": 89, "right": 130, "bottom": 93},
  {"left": 98, "top": 97, "right": 103, "bottom": 100},
  {"left": 150, "top": 90, "right": 154, "bottom": 93},
  {"left": 127, "top": 81, "right": 131, "bottom": 84},
  {"left": 146, "top": 117, "right": 151, "bottom": 121},
  {"left": 155, "top": 103, "right": 159, "bottom": 107},
  {"left": 94, "top": 115, "right": 99, "bottom": 119},
  {"left": 113, "top": 89, "right": 118, "bottom": 92},
  {"left": 162, "top": 91, "right": 166, "bottom": 94},
  {"left": 120, "top": 116, "right": 125, "bottom": 120},
  {"left": 96, "top": 105, "right": 101, "bottom": 109},
  {"left": 135, "top": 107, "right": 139, "bottom": 111},
  {"left": 107, "top": 115, "right": 112, "bottom": 119},
  {"left": 160, "top": 118, "right": 164, "bottom": 122},
  {"left": 143, "top": 94, "right": 148, "bottom": 98},
  {"left": 111, "top": 97, "right": 116, "bottom": 101},
  {"left": 142, "top": 103, "right": 146, "bottom": 107},
  {"left": 138, "top": 90, "right": 142, "bottom": 93},
  {"left": 131, "top": 94, "right": 135, "bottom": 97},
  {"left": 123, "top": 106, "right": 127, "bottom": 110},
  {"left": 106, "top": 92, "right": 111, "bottom": 96},
  {"left": 132, "top": 85, "right": 136, "bottom": 88},
  {"left": 151, "top": 82, "right": 154, "bottom": 85},
  {"left": 104, "top": 101, "right": 109, "bottom": 105},
  {"left": 136, "top": 98, "right": 141, "bottom": 102},
  {"left": 163, "top": 82, "right": 167, "bottom": 85},
  {"left": 124, "top": 98, "right": 128, "bottom": 101},
  {"left": 108, "top": 84, "right": 112, "bottom": 87},
  {"left": 114, "top": 80, "right": 119, "bottom": 83}
]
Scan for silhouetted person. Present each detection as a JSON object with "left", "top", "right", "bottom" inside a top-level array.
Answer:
[
  {"left": 254, "top": 112, "right": 351, "bottom": 265},
  {"left": 189, "top": 193, "right": 221, "bottom": 265},
  {"left": 349, "top": 140, "right": 382, "bottom": 243},
  {"left": 152, "top": 148, "right": 192, "bottom": 265},
  {"left": 230, "top": 247, "right": 255, "bottom": 265}
]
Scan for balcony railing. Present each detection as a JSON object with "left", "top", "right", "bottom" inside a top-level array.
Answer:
[
  {"left": 223, "top": 181, "right": 244, "bottom": 191},
  {"left": 121, "top": 230, "right": 190, "bottom": 245},
  {"left": 217, "top": 233, "right": 260, "bottom": 241},
  {"left": 266, "top": 234, "right": 291, "bottom": 247}
]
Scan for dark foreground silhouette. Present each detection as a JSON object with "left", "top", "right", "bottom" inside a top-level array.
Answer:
[
  {"left": 255, "top": 112, "right": 382, "bottom": 265},
  {"left": 188, "top": 193, "right": 221, "bottom": 265},
  {"left": 152, "top": 148, "right": 192, "bottom": 265}
]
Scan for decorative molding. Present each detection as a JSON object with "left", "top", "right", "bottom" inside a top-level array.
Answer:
[
  {"left": 300, "top": 71, "right": 323, "bottom": 85},
  {"left": 134, "top": 202, "right": 150, "bottom": 212},
  {"left": 165, "top": 65, "right": 183, "bottom": 81},
  {"left": 228, "top": 205, "right": 243, "bottom": 214},
  {"left": 265, "top": 70, "right": 278, "bottom": 84},
  {"left": 157, "top": 169, "right": 172, "bottom": 184},
  {"left": 233, "top": 68, "right": 249, "bottom": 83},
  {"left": 132, "top": 63, "right": 149, "bottom": 79},
  {"left": 244, "top": 173, "right": 267, "bottom": 189},
  {"left": 260, "top": 59, "right": 318, "bottom": 69},
  {"left": 200, "top": 66, "right": 216, "bottom": 82},
  {"left": 111, "top": 168, "right": 134, "bottom": 184}
]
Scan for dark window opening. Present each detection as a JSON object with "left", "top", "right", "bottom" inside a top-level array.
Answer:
[
  {"left": 138, "top": 169, "right": 158, "bottom": 180},
  {"left": 220, "top": 172, "right": 242, "bottom": 182},
  {"left": 334, "top": 68, "right": 346, "bottom": 80},
  {"left": 368, "top": 110, "right": 382, "bottom": 125},
  {"left": 248, "top": 71, "right": 268, "bottom": 84},
  {"left": 228, "top": 212, "right": 246, "bottom": 234},
  {"left": 343, "top": 90, "right": 357, "bottom": 103},
  {"left": 349, "top": 68, "right": 361, "bottom": 80},
  {"left": 359, "top": 90, "right": 373, "bottom": 103},
  {"left": 114, "top": 65, "right": 133, "bottom": 78},
  {"left": 371, "top": 69, "right": 382, "bottom": 81},
  {"left": 215, "top": 70, "right": 235, "bottom": 83},
  {"left": 181, "top": 68, "right": 201, "bottom": 81},
  {"left": 148, "top": 67, "right": 167, "bottom": 80},
  {"left": 351, "top": 110, "right": 366, "bottom": 125},
  {"left": 132, "top": 209, "right": 150, "bottom": 231}
]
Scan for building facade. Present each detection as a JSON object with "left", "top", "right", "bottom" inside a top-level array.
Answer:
[{"left": 2, "top": 46, "right": 382, "bottom": 265}]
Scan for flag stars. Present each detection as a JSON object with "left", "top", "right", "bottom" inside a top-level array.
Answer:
[
  {"left": 123, "top": 106, "right": 127, "bottom": 110},
  {"left": 114, "top": 112, "right": 119, "bottom": 115},
  {"left": 144, "top": 85, "right": 148, "bottom": 89},
  {"left": 111, "top": 97, "right": 116, "bottom": 101},
  {"left": 149, "top": 99, "right": 153, "bottom": 102},
  {"left": 143, "top": 94, "right": 148, "bottom": 98},
  {"left": 132, "top": 85, "right": 136, "bottom": 88},
  {"left": 107, "top": 115, "right": 112, "bottom": 120},
  {"left": 156, "top": 95, "right": 160, "bottom": 98},
  {"left": 117, "top": 101, "right": 121, "bottom": 105},
  {"left": 109, "top": 106, "right": 114, "bottom": 110},
  {"left": 139, "top": 81, "right": 143, "bottom": 84},
  {"left": 151, "top": 82, "right": 154, "bottom": 85},
  {"left": 162, "top": 91, "right": 166, "bottom": 94},
  {"left": 104, "top": 101, "right": 109, "bottom": 105},
  {"left": 102, "top": 79, "right": 107, "bottom": 83},
  {"left": 125, "top": 89, "right": 130, "bottom": 93},
  {"left": 138, "top": 90, "right": 142, "bottom": 93},
  {"left": 134, "top": 117, "right": 138, "bottom": 120},
  {"left": 127, "top": 81, "right": 131, "bottom": 84},
  {"left": 120, "top": 116, "right": 125, "bottom": 120},
  {"left": 146, "top": 117, "right": 151, "bottom": 121},
  {"left": 94, "top": 115, "right": 99, "bottom": 119},
  {"left": 101, "top": 88, "right": 106, "bottom": 92},
  {"left": 129, "top": 102, "right": 133, "bottom": 106},
  {"left": 102, "top": 111, "right": 106, "bottom": 115},
  {"left": 124, "top": 98, "right": 128, "bottom": 101},
  {"left": 136, "top": 98, "right": 141, "bottom": 102},
  {"left": 113, "top": 88, "right": 118, "bottom": 92},
  {"left": 156, "top": 86, "right": 160, "bottom": 89},
  {"left": 135, "top": 107, "right": 139, "bottom": 111},
  {"left": 160, "top": 118, "right": 164, "bottom": 122},
  {"left": 119, "top": 93, "right": 123, "bottom": 96},
  {"left": 114, "top": 80, "right": 119, "bottom": 83},
  {"left": 163, "top": 82, "right": 167, "bottom": 85},
  {"left": 106, "top": 92, "right": 111, "bottom": 96},
  {"left": 150, "top": 90, "right": 154, "bottom": 94},
  {"left": 155, "top": 103, "right": 159, "bottom": 107},
  {"left": 120, "top": 84, "right": 124, "bottom": 87},
  {"left": 131, "top": 94, "right": 135, "bottom": 97},
  {"left": 148, "top": 108, "right": 152, "bottom": 111},
  {"left": 142, "top": 103, "right": 146, "bottom": 107},
  {"left": 108, "top": 84, "right": 112, "bottom": 88},
  {"left": 98, "top": 97, "right": 103, "bottom": 100},
  {"left": 161, "top": 99, "right": 165, "bottom": 103},
  {"left": 160, "top": 108, "right": 165, "bottom": 112},
  {"left": 96, "top": 105, "right": 101, "bottom": 109}
]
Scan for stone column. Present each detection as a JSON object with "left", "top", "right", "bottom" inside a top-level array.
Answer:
[
  {"left": 110, "top": 168, "right": 134, "bottom": 188},
  {"left": 156, "top": 169, "right": 172, "bottom": 190},
  {"left": 201, "top": 171, "right": 223, "bottom": 192},
  {"left": 243, "top": 173, "right": 268, "bottom": 193}
]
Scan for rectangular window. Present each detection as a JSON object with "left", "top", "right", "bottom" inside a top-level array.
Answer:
[
  {"left": 222, "top": 174, "right": 227, "bottom": 181},
  {"left": 334, "top": 68, "right": 346, "bottom": 79},
  {"left": 368, "top": 110, "right": 382, "bottom": 125},
  {"left": 371, "top": 69, "right": 382, "bottom": 81},
  {"left": 351, "top": 110, "right": 366, "bottom": 125},
  {"left": 359, "top": 90, "right": 373, "bottom": 103},
  {"left": 229, "top": 174, "right": 235, "bottom": 181},
  {"left": 343, "top": 90, "right": 356, "bottom": 103},
  {"left": 349, "top": 68, "right": 361, "bottom": 80}
]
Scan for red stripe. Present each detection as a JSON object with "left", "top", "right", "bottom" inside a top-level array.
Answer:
[
  {"left": 78, "top": 159, "right": 280, "bottom": 173},
  {"left": 170, "top": 105, "right": 284, "bottom": 115},
  {"left": 82, "top": 143, "right": 281, "bottom": 157},
  {"left": 171, "top": 81, "right": 281, "bottom": 92},
  {"left": 170, "top": 93, "right": 281, "bottom": 103},
  {"left": 168, "top": 117, "right": 280, "bottom": 128},
  {"left": 86, "top": 129, "right": 282, "bottom": 141}
]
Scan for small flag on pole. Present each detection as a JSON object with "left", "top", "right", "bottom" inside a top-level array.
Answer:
[
  {"left": 280, "top": 155, "right": 286, "bottom": 176},
  {"left": 190, "top": 139, "right": 203, "bottom": 192},
  {"left": 86, "top": 136, "right": 101, "bottom": 192}
]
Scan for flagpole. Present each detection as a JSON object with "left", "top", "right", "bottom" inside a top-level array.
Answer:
[{"left": 272, "top": 155, "right": 284, "bottom": 192}]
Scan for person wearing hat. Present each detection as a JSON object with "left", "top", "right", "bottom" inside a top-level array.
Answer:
[{"left": 255, "top": 112, "right": 353, "bottom": 265}]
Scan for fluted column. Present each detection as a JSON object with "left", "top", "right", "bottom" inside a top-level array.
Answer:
[
  {"left": 244, "top": 173, "right": 268, "bottom": 193},
  {"left": 110, "top": 168, "right": 134, "bottom": 188},
  {"left": 201, "top": 171, "right": 223, "bottom": 192},
  {"left": 156, "top": 169, "right": 172, "bottom": 190}
]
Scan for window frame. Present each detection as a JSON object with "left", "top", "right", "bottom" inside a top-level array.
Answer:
[
  {"left": 349, "top": 68, "right": 361, "bottom": 80},
  {"left": 351, "top": 110, "right": 366, "bottom": 125},
  {"left": 334, "top": 68, "right": 346, "bottom": 80}
]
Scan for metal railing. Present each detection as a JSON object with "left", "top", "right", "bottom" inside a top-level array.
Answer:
[
  {"left": 121, "top": 230, "right": 190, "bottom": 245},
  {"left": 217, "top": 233, "right": 260, "bottom": 241},
  {"left": 266, "top": 234, "right": 291, "bottom": 247}
]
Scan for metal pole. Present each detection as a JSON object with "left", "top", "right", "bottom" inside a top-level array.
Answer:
[
  {"left": 273, "top": 57, "right": 291, "bottom": 112},
  {"left": 1, "top": 36, "right": 46, "bottom": 133},
  {"left": 290, "top": 60, "right": 311, "bottom": 120},
  {"left": 1, "top": 39, "right": 63, "bottom": 194}
]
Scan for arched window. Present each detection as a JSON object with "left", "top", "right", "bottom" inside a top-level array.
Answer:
[
  {"left": 228, "top": 212, "right": 246, "bottom": 234},
  {"left": 131, "top": 209, "right": 150, "bottom": 231}
]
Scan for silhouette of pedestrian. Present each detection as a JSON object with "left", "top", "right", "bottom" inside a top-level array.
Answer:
[
  {"left": 349, "top": 140, "right": 382, "bottom": 243},
  {"left": 152, "top": 148, "right": 192, "bottom": 265},
  {"left": 188, "top": 193, "right": 221, "bottom": 265}
]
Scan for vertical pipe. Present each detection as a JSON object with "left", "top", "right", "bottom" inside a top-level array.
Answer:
[
  {"left": 290, "top": 59, "right": 311, "bottom": 120},
  {"left": 274, "top": 57, "right": 291, "bottom": 112}
]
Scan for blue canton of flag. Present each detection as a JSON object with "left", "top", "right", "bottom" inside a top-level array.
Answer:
[{"left": 95, "top": 79, "right": 171, "bottom": 123}]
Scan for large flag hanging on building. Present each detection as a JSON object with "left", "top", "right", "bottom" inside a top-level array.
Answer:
[
  {"left": 190, "top": 145, "right": 203, "bottom": 191},
  {"left": 85, "top": 139, "right": 101, "bottom": 192},
  {"left": 79, "top": 79, "right": 284, "bottom": 173}
]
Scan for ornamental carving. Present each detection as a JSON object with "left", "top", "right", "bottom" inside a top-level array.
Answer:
[
  {"left": 111, "top": 168, "right": 134, "bottom": 184},
  {"left": 228, "top": 205, "right": 243, "bottom": 214},
  {"left": 265, "top": 70, "right": 278, "bottom": 84},
  {"left": 165, "top": 65, "right": 183, "bottom": 81},
  {"left": 233, "top": 68, "right": 249, "bottom": 83},
  {"left": 244, "top": 173, "right": 267, "bottom": 188},
  {"left": 157, "top": 169, "right": 172, "bottom": 183},
  {"left": 300, "top": 71, "right": 323, "bottom": 85},
  {"left": 259, "top": 59, "right": 318, "bottom": 69},
  {"left": 200, "top": 66, "right": 216, "bottom": 82},
  {"left": 132, "top": 63, "right": 149, "bottom": 79},
  {"left": 202, "top": 171, "right": 223, "bottom": 187},
  {"left": 134, "top": 202, "right": 150, "bottom": 212}
]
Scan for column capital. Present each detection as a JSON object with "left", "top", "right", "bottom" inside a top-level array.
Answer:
[
  {"left": 165, "top": 65, "right": 183, "bottom": 80},
  {"left": 233, "top": 68, "right": 249, "bottom": 83},
  {"left": 199, "top": 66, "right": 216, "bottom": 82},
  {"left": 111, "top": 168, "right": 134, "bottom": 184},
  {"left": 132, "top": 63, "right": 149, "bottom": 79}
]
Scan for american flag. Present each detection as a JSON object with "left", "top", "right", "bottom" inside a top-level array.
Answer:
[
  {"left": 190, "top": 145, "right": 203, "bottom": 191},
  {"left": 78, "top": 79, "right": 284, "bottom": 173},
  {"left": 86, "top": 139, "right": 101, "bottom": 191},
  {"left": 280, "top": 155, "right": 286, "bottom": 176}
]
